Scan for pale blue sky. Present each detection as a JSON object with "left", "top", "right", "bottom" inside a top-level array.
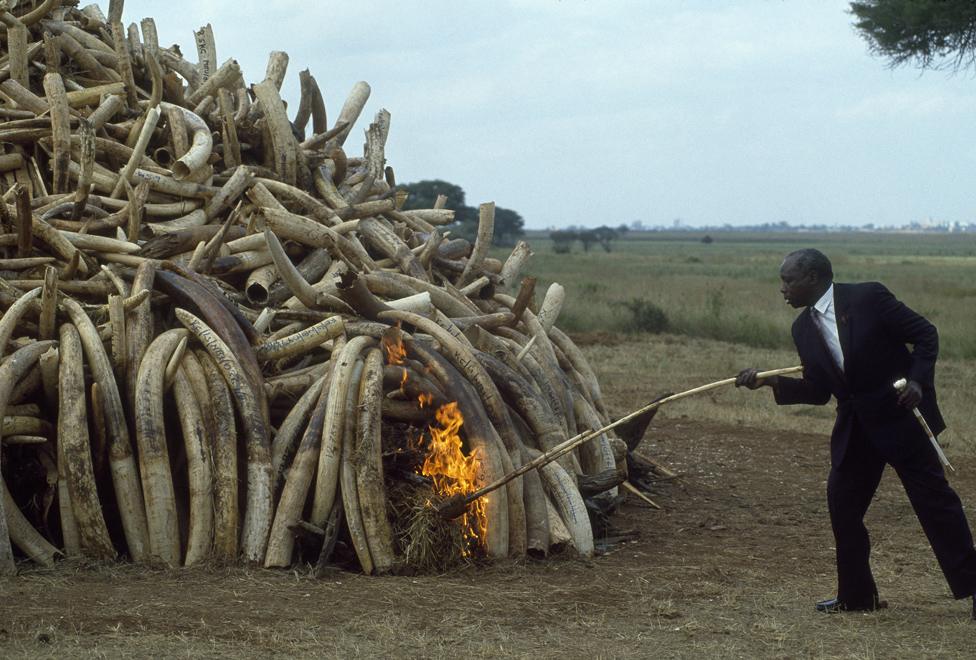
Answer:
[{"left": 126, "top": 1, "right": 976, "bottom": 228}]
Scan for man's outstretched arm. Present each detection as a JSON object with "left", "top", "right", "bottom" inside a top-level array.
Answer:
[{"left": 736, "top": 367, "right": 831, "bottom": 406}]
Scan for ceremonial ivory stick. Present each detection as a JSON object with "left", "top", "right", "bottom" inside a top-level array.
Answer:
[
  {"left": 893, "top": 378, "right": 954, "bottom": 472},
  {"left": 437, "top": 365, "right": 802, "bottom": 519}
]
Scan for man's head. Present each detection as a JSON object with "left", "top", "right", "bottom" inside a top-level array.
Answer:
[{"left": 779, "top": 248, "right": 833, "bottom": 308}]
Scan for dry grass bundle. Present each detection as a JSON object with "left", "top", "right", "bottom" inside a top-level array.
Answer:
[{"left": 388, "top": 481, "right": 471, "bottom": 574}]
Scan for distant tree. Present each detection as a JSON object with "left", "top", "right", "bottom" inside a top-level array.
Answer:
[
  {"left": 578, "top": 230, "right": 596, "bottom": 252},
  {"left": 493, "top": 207, "right": 525, "bottom": 246},
  {"left": 616, "top": 224, "right": 630, "bottom": 235},
  {"left": 591, "top": 225, "right": 619, "bottom": 252},
  {"left": 850, "top": 0, "right": 976, "bottom": 70},
  {"left": 550, "top": 230, "right": 578, "bottom": 253},
  {"left": 399, "top": 180, "right": 524, "bottom": 245},
  {"left": 701, "top": 234, "right": 714, "bottom": 244}
]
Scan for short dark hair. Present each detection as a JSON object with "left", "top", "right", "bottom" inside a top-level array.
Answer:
[{"left": 785, "top": 248, "right": 833, "bottom": 281}]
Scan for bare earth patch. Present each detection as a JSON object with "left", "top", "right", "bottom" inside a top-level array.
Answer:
[{"left": 2, "top": 338, "right": 974, "bottom": 658}]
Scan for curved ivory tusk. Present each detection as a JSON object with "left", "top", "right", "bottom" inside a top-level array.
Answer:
[
  {"left": 125, "top": 263, "right": 156, "bottom": 413},
  {"left": 184, "top": 58, "right": 241, "bottom": 107},
  {"left": 255, "top": 317, "right": 344, "bottom": 362},
  {"left": 173, "top": 364, "right": 215, "bottom": 566},
  {"left": 500, "top": 240, "right": 533, "bottom": 288},
  {"left": 252, "top": 79, "right": 299, "bottom": 185},
  {"left": 59, "top": 323, "right": 116, "bottom": 559},
  {"left": 62, "top": 298, "right": 150, "bottom": 561},
  {"left": 310, "top": 336, "right": 375, "bottom": 527},
  {"left": 111, "top": 105, "right": 161, "bottom": 198},
  {"left": 522, "top": 467, "right": 550, "bottom": 557},
  {"left": 383, "top": 291, "right": 433, "bottom": 315},
  {"left": 199, "top": 351, "right": 239, "bottom": 561},
  {"left": 134, "top": 329, "right": 186, "bottom": 566},
  {"left": 160, "top": 102, "right": 214, "bottom": 181},
  {"left": 245, "top": 264, "right": 278, "bottom": 306},
  {"left": 333, "top": 81, "right": 370, "bottom": 147},
  {"left": 457, "top": 202, "right": 494, "bottom": 287},
  {"left": 38, "top": 267, "right": 58, "bottom": 341},
  {"left": 572, "top": 392, "right": 618, "bottom": 500},
  {"left": 270, "top": 375, "right": 326, "bottom": 491},
  {"left": 0, "top": 287, "right": 41, "bottom": 353},
  {"left": 340, "top": 358, "right": 374, "bottom": 574},
  {"left": 355, "top": 349, "right": 396, "bottom": 573},
  {"left": 42, "top": 73, "right": 71, "bottom": 194},
  {"left": 19, "top": 0, "right": 62, "bottom": 26},
  {"left": 163, "top": 335, "right": 188, "bottom": 390},
  {"left": 548, "top": 326, "right": 609, "bottom": 420},
  {"left": 264, "top": 228, "right": 320, "bottom": 309},
  {"left": 537, "top": 283, "right": 565, "bottom": 334},
  {"left": 535, "top": 454, "right": 593, "bottom": 558},
  {"left": 544, "top": 497, "right": 572, "bottom": 551},
  {"left": 61, "top": 231, "right": 142, "bottom": 254},
  {"left": 175, "top": 308, "right": 272, "bottom": 564},
  {"left": 1, "top": 416, "right": 52, "bottom": 436},
  {"left": 264, "top": 374, "right": 330, "bottom": 568}
]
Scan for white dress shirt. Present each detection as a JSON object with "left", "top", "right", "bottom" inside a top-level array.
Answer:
[{"left": 811, "top": 284, "right": 844, "bottom": 372}]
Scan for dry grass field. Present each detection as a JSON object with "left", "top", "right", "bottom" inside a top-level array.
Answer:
[
  {"left": 516, "top": 230, "right": 976, "bottom": 360},
  {"left": 3, "top": 232, "right": 976, "bottom": 658}
]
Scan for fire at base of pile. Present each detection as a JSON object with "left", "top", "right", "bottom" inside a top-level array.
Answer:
[{"left": 0, "top": 1, "right": 637, "bottom": 575}]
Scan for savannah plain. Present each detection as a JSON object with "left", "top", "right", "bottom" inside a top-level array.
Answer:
[{"left": 3, "top": 231, "right": 976, "bottom": 658}]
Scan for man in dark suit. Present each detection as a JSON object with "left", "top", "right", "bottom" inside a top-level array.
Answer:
[{"left": 736, "top": 248, "right": 976, "bottom": 619}]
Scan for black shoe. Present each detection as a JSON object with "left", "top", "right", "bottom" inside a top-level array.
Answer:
[{"left": 815, "top": 596, "right": 888, "bottom": 613}]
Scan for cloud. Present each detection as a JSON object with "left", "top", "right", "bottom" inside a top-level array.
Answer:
[{"left": 835, "top": 90, "right": 976, "bottom": 120}]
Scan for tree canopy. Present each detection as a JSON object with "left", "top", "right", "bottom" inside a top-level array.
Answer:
[
  {"left": 850, "top": 0, "right": 976, "bottom": 70},
  {"left": 398, "top": 179, "right": 477, "bottom": 224},
  {"left": 399, "top": 179, "right": 525, "bottom": 245}
]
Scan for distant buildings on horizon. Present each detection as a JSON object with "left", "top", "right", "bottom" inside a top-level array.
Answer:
[{"left": 540, "top": 218, "right": 976, "bottom": 234}]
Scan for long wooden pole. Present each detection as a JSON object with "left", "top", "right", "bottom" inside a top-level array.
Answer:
[
  {"left": 893, "top": 378, "right": 954, "bottom": 472},
  {"left": 437, "top": 365, "right": 802, "bottom": 518}
]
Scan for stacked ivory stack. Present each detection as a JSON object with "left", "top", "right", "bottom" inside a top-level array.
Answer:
[{"left": 0, "top": 0, "right": 633, "bottom": 574}]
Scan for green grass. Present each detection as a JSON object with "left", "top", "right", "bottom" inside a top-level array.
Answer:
[{"left": 501, "top": 231, "right": 976, "bottom": 359}]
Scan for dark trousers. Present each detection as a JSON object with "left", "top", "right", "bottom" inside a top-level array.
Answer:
[{"left": 827, "top": 422, "right": 976, "bottom": 601}]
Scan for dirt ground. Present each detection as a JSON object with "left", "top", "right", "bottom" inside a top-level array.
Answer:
[{"left": 3, "top": 346, "right": 976, "bottom": 658}]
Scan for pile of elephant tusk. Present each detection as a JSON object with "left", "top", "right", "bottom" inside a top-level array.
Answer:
[{"left": 0, "top": 1, "right": 649, "bottom": 574}]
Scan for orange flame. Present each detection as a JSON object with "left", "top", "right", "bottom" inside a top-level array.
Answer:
[
  {"left": 383, "top": 331, "right": 407, "bottom": 366},
  {"left": 382, "top": 327, "right": 486, "bottom": 554},
  {"left": 422, "top": 402, "right": 487, "bottom": 554}
]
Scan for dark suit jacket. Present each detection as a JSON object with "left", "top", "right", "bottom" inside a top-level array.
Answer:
[{"left": 774, "top": 281, "right": 944, "bottom": 467}]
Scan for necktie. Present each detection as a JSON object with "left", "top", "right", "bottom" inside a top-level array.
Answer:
[{"left": 812, "top": 307, "right": 844, "bottom": 372}]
